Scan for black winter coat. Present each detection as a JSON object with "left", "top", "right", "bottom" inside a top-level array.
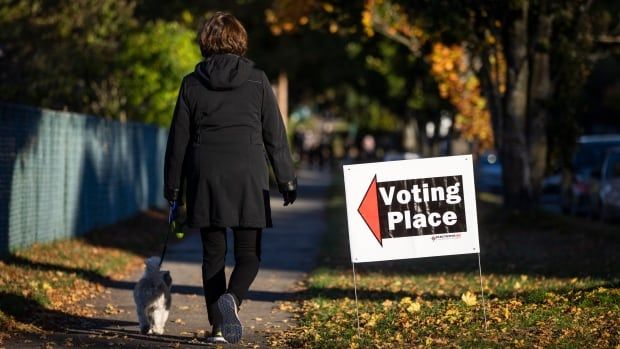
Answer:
[{"left": 164, "top": 54, "right": 296, "bottom": 229}]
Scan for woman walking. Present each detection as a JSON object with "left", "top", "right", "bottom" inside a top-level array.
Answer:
[{"left": 163, "top": 12, "right": 297, "bottom": 344}]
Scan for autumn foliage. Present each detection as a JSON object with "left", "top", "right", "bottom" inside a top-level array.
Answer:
[
  {"left": 268, "top": 0, "right": 496, "bottom": 149},
  {"left": 362, "top": 0, "right": 495, "bottom": 149},
  {"left": 430, "top": 43, "right": 494, "bottom": 149}
]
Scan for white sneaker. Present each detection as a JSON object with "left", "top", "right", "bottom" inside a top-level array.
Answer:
[
  {"left": 205, "top": 328, "right": 227, "bottom": 344},
  {"left": 217, "top": 293, "right": 242, "bottom": 343}
]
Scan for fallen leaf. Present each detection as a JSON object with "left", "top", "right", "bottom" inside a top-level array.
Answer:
[
  {"left": 461, "top": 291, "right": 477, "bottom": 306},
  {"left": 407, "top": 302, "right": 421, "bottom": 313}
]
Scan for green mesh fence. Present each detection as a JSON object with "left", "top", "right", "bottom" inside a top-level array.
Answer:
[{"left": 0, "top": 103, "right": 169, "bottom": 253}]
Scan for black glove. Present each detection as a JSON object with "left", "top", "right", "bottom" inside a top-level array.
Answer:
[
  {"left": 282, "top": 190, "right": 297, "bottom": 206},
  {"left": 165, "top": 187, "right": 179, "bottom": 200},
  {"left": 164, "top": 187, "right": 184, "bottom": 206}
]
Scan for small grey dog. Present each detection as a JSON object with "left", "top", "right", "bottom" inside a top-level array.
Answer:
[{"left": 133, "top": 256, "right": 172, "bottom": 335}]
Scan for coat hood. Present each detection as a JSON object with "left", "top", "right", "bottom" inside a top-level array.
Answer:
[{"left": 195, "top": 54, "right": 254, "bottom": 90}]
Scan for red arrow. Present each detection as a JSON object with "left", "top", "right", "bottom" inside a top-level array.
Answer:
[{"left": 357, "top": 175, "right": 382, "bottom": 246}]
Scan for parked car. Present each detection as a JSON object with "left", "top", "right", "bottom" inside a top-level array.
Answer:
[
  {"left": 539, "top": 173, "right": 562, "bottom": 211},
  {"left": 475, "top": 151, "right": 503, "bottom": 194},
  {"left": 541, "top": 173, "right": 561, "bottom": 195},
  {"left": 561, "top": 135, "right": 620, "bottom": 215},
  {"left": 588, "top": 147, "right": 620, "bottom": 221}
]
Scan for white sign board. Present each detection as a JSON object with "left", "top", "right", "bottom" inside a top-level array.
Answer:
[{"left": 343, "top": 155, "right": 480, "bottom": 263}]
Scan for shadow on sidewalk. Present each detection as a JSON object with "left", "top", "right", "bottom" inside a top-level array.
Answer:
[
  {"left": 0, "top": 292, "right": 135, "bottom": 331},
  {"left": 65, "top": 328, "right": 207, "bottom": 347}
]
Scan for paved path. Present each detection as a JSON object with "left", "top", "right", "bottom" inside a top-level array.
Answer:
[{"left": 8, "top": 169, "right": 330, "bottom": 348}]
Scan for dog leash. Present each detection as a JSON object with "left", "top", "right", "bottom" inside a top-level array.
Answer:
[{"left": 159, "top": 201, "right": 179, "bottom": 268}]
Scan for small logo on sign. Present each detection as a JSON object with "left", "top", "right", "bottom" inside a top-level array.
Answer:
[{"left": 431, "top": 233, "right": 462, "bottom": 241}]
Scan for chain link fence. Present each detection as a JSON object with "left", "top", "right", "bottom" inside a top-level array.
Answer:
[{"left": 0, "top": 103, "right": 168, "bottom": 253}]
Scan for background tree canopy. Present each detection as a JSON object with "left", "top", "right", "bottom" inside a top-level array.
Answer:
[
  {"left": 1, "top": 0, "right": 619, "bottom": 209},
  {"left": 0, "top": 0, "right": 204, "bottom": 125},
  {"left": 0, "top": 0, "right": 449, "bottom": 132}
]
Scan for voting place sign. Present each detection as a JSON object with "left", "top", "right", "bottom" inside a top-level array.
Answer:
[{"left": 343, "top": 155, "right": 480, "bottom": 263}]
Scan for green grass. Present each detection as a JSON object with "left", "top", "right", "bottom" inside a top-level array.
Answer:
[{"left": 271, "top": 176, "right": 620, "bottom": 348}]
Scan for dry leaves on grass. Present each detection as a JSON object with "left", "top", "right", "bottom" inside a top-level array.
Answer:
[{"left": 267, "top": 271, "right": 620, "bottom": 348}]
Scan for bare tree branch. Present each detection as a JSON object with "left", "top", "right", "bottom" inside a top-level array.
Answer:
[
  {"left": 597, "top": 35, "right": 620, "bottom": 45},
  {"left": 372, "top": 20, "right": 422, "bottom": 55}
]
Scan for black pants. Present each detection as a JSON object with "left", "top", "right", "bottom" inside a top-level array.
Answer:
[{"left": 200, "top": 227, "right": 262, "bottom": 325}]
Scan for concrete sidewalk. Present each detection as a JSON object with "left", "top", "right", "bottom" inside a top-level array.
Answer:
[{"left": 10, "top": 169, "right": 330, "bottom": 348}]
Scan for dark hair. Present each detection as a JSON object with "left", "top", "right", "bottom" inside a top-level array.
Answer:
[{"left": 198, "top": 12, "right": 248, "bottom": 57}]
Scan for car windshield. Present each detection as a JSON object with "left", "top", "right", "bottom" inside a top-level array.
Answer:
[
  {"left": 573, "top": 141, "right": 620, "bottom": 171},
  {"left": 604, "top": 154, "right": 620, "bottom": 179}
]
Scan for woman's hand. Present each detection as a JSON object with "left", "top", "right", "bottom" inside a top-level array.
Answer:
[{"left": 282, "top": 190, "right": 297, "bottom": 206}]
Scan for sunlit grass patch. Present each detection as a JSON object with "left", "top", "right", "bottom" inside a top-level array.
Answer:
[{"left": 280, "top": 269, "right": 619, "bottom": 348}]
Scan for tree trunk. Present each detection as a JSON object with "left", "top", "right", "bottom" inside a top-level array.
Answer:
[
  {"left": 527, "top": 5, "right": 553, "bottom": 201},
  {"left": 501, "top": 1, "right": 532, "bottom": 209},
  {"left": 274, "top": 70, "right": 289, "bottom": 130},
  {"left": 478, "top": 47, "right": 504, "bottom": 150}
]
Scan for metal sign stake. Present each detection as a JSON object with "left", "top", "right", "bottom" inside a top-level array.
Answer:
[
  {"left": 351, "top": 261, "right": 361, "bottom": 339},
  {"left": 477, "top": 252, "right": 488, "bottom": 330}
]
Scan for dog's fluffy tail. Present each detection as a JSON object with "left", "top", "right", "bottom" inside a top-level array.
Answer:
[{"left": 145, "top": 256, "right": 161, "bottom": 272}]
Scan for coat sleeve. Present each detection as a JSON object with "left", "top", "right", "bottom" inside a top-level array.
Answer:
[
  {"left": 164, "top": 78, "right": 191, "bottom": 202},
  {"left": 260, "top": 72, "right": 297, "bottom": 193}
]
